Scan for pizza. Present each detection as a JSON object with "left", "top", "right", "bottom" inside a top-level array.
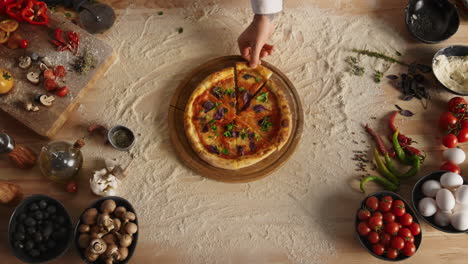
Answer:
[{"left": 184, "top": 62, "right": 292, "bottom": 170}]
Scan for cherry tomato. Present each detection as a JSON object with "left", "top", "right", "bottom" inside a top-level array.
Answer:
[
  {"left": 66, "top": 181, "right": 77, "bottom": 193},
  {"left": 398, "top": 228, "right": 412, "bottom": 241},
  {"left": 402, "top": 241, "right": 416, "bottom": 256},
  {"left": 391, "top": 236, "right": 405, "bottom": 250},
  {"left": 44, "top": 78, "right": 58, "bottom": 91},
  {"left": 440, "top": 161, "right": 461, "bottom": 174},
  {"left": 439, "top": 111, "right": 458, "bottom": 131},
  {"left": 357, "top": 221, "right": 371, "bottom": 236},
  {"left": 367, "top": 231, "right": 380, "bottom": 244},
  {"left": 382, "top": 195, "right": 393, "bottom": 204},
  {"left": 385, "top": 222, "right": 400, "bottom": 235},
  {"left": 442, "top": 133, "right": 458, "bottom": 148},
  {"left": 372, "top": 211, "right": 383, "bottom": 219},
  {"left": 399, "top": 213, "right": 413, "bottom": 226},
  {"left": 56, "top": 86, "right": 69, "bottom": 97},
  {"left": 53, "top": 65, "right": 67, "bottom": 78},
  {"left": 383, "top": 212, "right": 395, "bottom": 223},
  {"left": 358, "top": 209, "right": 371, "bottom": 221},
  {"left": 409, "top": 222, "right": 421, "bottom": 236},
  {"left": 18, "top": 39, "right": 28, "bottom": 49},
  {"left": 372, "top": 244, "right": 385, "bottom": 256},
  {"left": 380, "top": 232, "right": 392, "bottom": 247},
  {"left": 368, "top": 216, "right": 383, "bottom": 231},
  {"left": 43, "top": 69, "right": 55, "bottom": 79},
  {"left": 386, "top": 248, "right": 399, "bottom": 259},
  {"left": 458, "top": 128, "right": 468, "bottom": 143},
  {"left": 366, "top": 196, "right": 379, "bottom": 211},
  {"left": 407, "top": 234, "right": 415, "bottom": 243},
  {"left": 379, "top": 200, "right": 392, "bottom": 212},
  {"left": 448, "top": 97, "right": 467, "bottom": 113},
  {"left": 461, "top": 119, "right": 468, "bottom": 129},
  {"left": 392, "top": 200, "right": 406, "bottom": 217}
]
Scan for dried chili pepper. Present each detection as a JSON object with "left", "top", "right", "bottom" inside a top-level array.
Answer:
[
  {"left": 360, "top": 175, "right": 398, "bottom": 193},
  {"left": 404, "top": 145, "right": 422, "bottom": 156},
  {"left": 374, "top": 148, "right": 400, "bottom": 185},
  {"left": 389, "top": 111, "right": 412, "bottom": 145},
  {"left": 365, "top": 124, "right": 388, "bottom": 155},
  {"left": 21, "top": 0, "right": 48, "bottom": 25},
  {"left": 52, "top": 28, "right": 79, "bottom": 54}
]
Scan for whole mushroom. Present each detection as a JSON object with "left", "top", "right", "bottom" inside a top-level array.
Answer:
[
  {"left": 124, "top": 222, "right": 138, "bottom": 235},
  {"left": 98, "top": 213, "right": 115, "bottom": 232},
  {"left": 101, "top": 199, "right": 116, "bottom": 214},
  {"left": 78, "top": 233, "right": 91, "bottom": 249},
  {"left": 26, "top": 71, "right": 40, "bottom": 84},
  {"left": 114, "top": 206, "right": 126, "bottom": 219},
  {"left": 85, "top": 247, "right": 99, "bottom": 262},
  {"left": 119, "top": 233, "right": 132, "bottom": 248},
  {"left": 118, "top": 247, "right": 129, "bottom": 261},
  {"left": 103, "top": 233, "right": 117, "bottom": 245},
  {"left": 89, "top": 238, "right": 107, "bottom": 255},
  {"left": 79, "top": 224, "right": 90, "bottom": 233},
  {"left": 82, "top": 208, "right": 98, "bottom": 225}
]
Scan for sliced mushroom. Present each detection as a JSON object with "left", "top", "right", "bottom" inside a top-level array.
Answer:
[
  {"left": 98, "top": 214, "right": 115, "bottom": 232},
  {"left": 39, "top": 63, "right": 48, "bottom": 71},
  {"left": 39, "top": 95, "right": 55, "bottom": 107},
  {"left": 41, "top": 56, "right": 52, "bottom": 67},
  {"left": 89, "top": 238, "right": 107, "bottom": 255},
  {"left": 26, "top": 71, "right": 40, "bottom": 84},
  {"left": 18, "top": 56, "right": 32, "bottom": 69},
  {"left": 25, "top": 102, "right": 39, "bottom": 112}
]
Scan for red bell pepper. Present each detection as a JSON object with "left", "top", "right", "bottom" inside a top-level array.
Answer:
[
  {"left": 0, "top": 0, "right": 15, "bottom": 14},
  {"left": 5, "top": 0, "right": 26, "bottom": 21},
  {"left": 21, "top": 0, "right": 48, "bottom": 25}
]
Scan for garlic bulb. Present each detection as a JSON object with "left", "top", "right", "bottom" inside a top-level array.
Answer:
[{"left": 90, "top": 168, "right": 120, "bottom": 196}]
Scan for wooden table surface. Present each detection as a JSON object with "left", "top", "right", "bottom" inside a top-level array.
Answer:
[{"left": 0, "top": 0, "right": 467, "bottom": 263}]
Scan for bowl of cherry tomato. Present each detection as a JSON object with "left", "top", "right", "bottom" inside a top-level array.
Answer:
[{"left": 355, "top": 191, "right": 422, "bottom": 261}]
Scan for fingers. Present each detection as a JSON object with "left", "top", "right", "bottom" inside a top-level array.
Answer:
[
  {"left": 249, "top": 43, "right": 263, "bottom": 68},
  {"left": 240, "top": 47, "right": 251, "bottom": 62}
]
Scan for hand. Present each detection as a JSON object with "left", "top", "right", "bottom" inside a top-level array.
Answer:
[{"left": 238, "top": 14, "right": 275, "bottom": 68}]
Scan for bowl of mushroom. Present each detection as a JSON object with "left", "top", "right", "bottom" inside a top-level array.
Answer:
[{"left": 74, "top": 197, "right": 138, "bottom": 264}]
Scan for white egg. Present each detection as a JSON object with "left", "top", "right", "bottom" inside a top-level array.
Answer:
[
  {"left": 456, "top": 185, "right": 468, "bottom": 205},
  {"left": 422, "top": 180, "right": 442, "bottom": 197},
  {"left": 440, "top": 172, "right": 464, "bottom": 189},
  {"left": 443, "top": 148, "right": 466, "bottom": 165},
  {"left": 434, "top": 210, "right": 452, "bottom": 226},
  {"left": 454, "top": 203, "right": 468, "bottom": 214},
  {"left": 418, "top": 197, "right": 438, "bottom": 217},
  {"left": 451, "top": 211, "right": 468, "bottom": 231},
  {"left": 436, "top": 188, "right": 456, "bottom": 211}
]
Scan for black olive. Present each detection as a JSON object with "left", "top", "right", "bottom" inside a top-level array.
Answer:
[
  {"left": 14, "top": 241, "right": 24, "bottom": 249},
  {"left": 24, "top": 240, "right": 34, "bottom": 250},
  {"left": 39, "top": 200, "right": 47, "bottom": 209},
  {"left": 43, "top": 212, "right": 49, "bottom": 219},
  {"left": 33, "top": 211, "right": 44, "bottom": 220},
  {"left": 16, "top": 224, "right": 25, "bottom": 234},
  {"left": 27, "top": 227, "right": 36, "bottom": 235},
  {"left": 25, "top": 217, "right": 36, "bottom": 227},
  {"left": 29, "top": 249, "right": 40, "bottom": 257},
  {"left": 46, "top": 240, "right": 56, "bottom": 249},
  {"left": 42, "top": 224, "right": 53, "bottom": 238},
  {"left": 39, "top": 244, "right": 47, "bottom": 252},
  {"left": 46, "top": 205, "right": 56, "bottom": 214},
  {"left": 14, "top": 233, "right": 25, "bottom": 241},
  {"left": 29, "top": 203, "right": 39, "bottom": 211},
  {"left": 18, "top": 213, "right": 27, "bottom": 222},
  {"left": 56, "top": 216, "right": 65, "bottom": 224},
  {"left": 33, "top": 233, "right": 43, "bottom": 243}
]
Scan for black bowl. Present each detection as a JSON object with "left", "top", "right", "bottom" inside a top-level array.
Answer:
[
  {"left": 8, "top": 194, "right": 73, "bottom": 263},
  {"left": 74, "top": 196, "right": 138, "bottom": 264},
  {"left": 412, "top": 170, "right": 468, "bottom": 233},
  {"left": 405, "top": 0, "right": 460, "bottom": 43},
  {"left": 355, "top": 191, "right": 422, "bottom": 261},
  {"left": 432, "top": 45, "right": 468, "bottom": 95}
]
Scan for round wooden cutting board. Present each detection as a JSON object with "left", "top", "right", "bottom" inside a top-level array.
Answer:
[{"left": 168, "top": 56, "right": 304, "bottom": 183}]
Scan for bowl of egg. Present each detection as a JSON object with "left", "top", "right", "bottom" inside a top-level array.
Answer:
[{"left": 412, "top": 171, "right": 468, "bottom": 233}]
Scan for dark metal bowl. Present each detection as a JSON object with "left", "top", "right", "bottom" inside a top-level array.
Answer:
[
  {"left": 432, "top": 45, "right": 468, "bottom": 95},
  {"left": 74, "top": 196, "right": 138, "bottom": 264},
  {"left": 405, "top": 0, "right": 460, "bottom": 43},
  {"left": 355, "top": 191, "right": 422, "bottom": 261},
  {"left": 8, "top": 194, "right": 73, "bottom": 263},
  {"left": 412, "top": 170, "right": 468, "bottom": 233}
]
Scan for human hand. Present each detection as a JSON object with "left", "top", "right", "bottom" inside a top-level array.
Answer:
[{"left": 238, "top": 14, "right": 275, "bottom": 68}]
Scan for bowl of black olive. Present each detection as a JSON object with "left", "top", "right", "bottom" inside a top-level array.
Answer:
[{"left": 8, "top": 194, "right": 73, "bottom": 263}]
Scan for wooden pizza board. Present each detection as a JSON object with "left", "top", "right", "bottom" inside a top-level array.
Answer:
[
  {"left": 168, "top": 56, "right": 304, "bottom": 183},
  {"left": 0, "top": 12, "right": 114, "bottom": 138}
]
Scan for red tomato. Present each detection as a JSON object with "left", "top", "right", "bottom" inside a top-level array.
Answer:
[
  {"left": 43, "top": 69, "right": 55, "bottom": 79},
  {"left": 383, "top": 212, "right": 395, "bottom": 223},
  {"left": 439, "top": 112, "right": 458, "bottom": 131},
  {"left": 398, "top": 228, "right": 412, "bottom": 241},
  {"left": 357, "top": 222, "right": 371, "bottom": 236},
  {"left": 19, "top": 39, "right": 28, "bottom": 49},
  {"left": 379, "top": 200, "right": 392, "bottom": 212},
  {"left": 402, "top": 242, "right": 416, "bottom": 256},
  {"left": 399, "top": 213, "right": 413, "bottom": 226},
  {"left": 458, "top": 128, "right": 468, "bottom": 143},
  {"left": 368, "top": 216, "right": 383, "bottom": 231},
  {"left": 386, "top": 248, "right": 399, "bottom": 259},
  {"left": 409, "top": 223, "right": 421, "bottom": 236},
  {"left": 392, "top": 200, "right": 406, "bottom": 217},
  {"left": 382, "top": 195, "right": 393, "bottom": 204},
  {"left": 461, "top": 119, "right": 468, "bottom": 129},
  {"left": 53, "top": 65, "right": 67, "bottom": 78},
  {"left": 440, "top": 161, "right": 461, "bottom": 174},
  {"left": 407, "top": 234, "right": 415, "bottom": 243},
  {"left": 56, "top": 86, "right": 69, "bottom": 97},
  {"left": 380, "top": 232, "right": 392, "bottom": 247},
  {"left": 372, "top": 244, "right": 385, "bottom": 256},
  {"left": 372, "top": 211, "right": 383, "bottom": 219},
  {"left": 366, "top": 196, "right": 379, "bottom": 211},
  {"left": 358, "top": 209, "right": 371, "bottom": 221},
  {"left": 385, "top": 222, "right": 400, "bottom": 235},
  {"left": 391, "top": 236, "right": 405, "bottom": 250},
  {"left": 44, "top": 78, "right": 58, "bottom": 91},
  {"left": 442, "top": 133, "right": 458, "bottom": 148},
  {"left": 367, "top": 231, "right": 380, "bottom": 244},
  {"left": 65, "top": 181, "right": 77, "bottom": 193},
  {"left": 448, "top": 97, "right": 467, "bottom": 113}
]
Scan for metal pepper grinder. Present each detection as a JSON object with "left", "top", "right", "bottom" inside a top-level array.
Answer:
[{"left": 0, "top": 133, "right": 37, "bottom": 169}]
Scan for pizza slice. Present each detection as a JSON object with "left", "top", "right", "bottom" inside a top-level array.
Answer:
[
  {"left": 235, "top": 62, "right": 273, "bottom": 112},
  {"left": 237, "top": 80, "right": 292, "bottom": 150},
  {"left": 204, "top": 67, "right": 237, "bottom": 114}
]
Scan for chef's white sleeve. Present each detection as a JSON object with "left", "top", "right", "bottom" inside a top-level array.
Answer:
[{"left": 250, "top": 0, "right": 283, "bottom": 14}]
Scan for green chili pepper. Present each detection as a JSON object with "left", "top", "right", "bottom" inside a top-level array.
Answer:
[
  {"left": 384, "top": 153, "right": 400, "bottom": 176},
  {"left": 399, "top": 155, "right": 421, "bottom": 178},
  {"left": 360, "top": 175, "right": 399, "bottom": 193},
  {"left": 392, "top": 130, "right": 408, "bottom": 163},
  {"left": 374, "top": 148, "right": 400, "bottom": 185}
]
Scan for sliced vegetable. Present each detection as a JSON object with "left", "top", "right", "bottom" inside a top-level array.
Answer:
[{"left": 21, "top": 0, "right": 48, "bottom": 25}]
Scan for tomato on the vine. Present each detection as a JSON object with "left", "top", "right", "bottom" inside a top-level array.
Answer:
[
  {"left": 399, "top": 213, "right": 413, "bottom": 226},
  {"left": 392, "top": 200, "right": 406, "bottom": 217},
  {"left": 385, "top": 222, "right": 400, "bottom": 235},
  {"left": 442, "top": 133, "right": 458, "bottom": 148},
  {"left": 461, "top": 119, "right": 468, "bottom": 129},
  {"left": 386, "top": 248, "right": 399, "bottom": 259},
  {"left": 357, "top": 222, "right": 371, "bottom": 236},
  {"left": 440, "top": 161, "right": 461, "bottom": 174},
  {"left": 383, "top": 212, "right": 395, "bottom": 223},
  {"left": 408, "top": 222, "right": 421, "bottom": 236},
  {"left": 368, "top": 216, "right": 383, "bottom": 231},
  {"left": 358, "top": 209, "right": 371, "bottom": 221},
  {"left": 398, "top": 228, "right": 412, "bottom": 241},
  {"left": 458, "top": 127, "right": 468, "bottom": 143},
  {"left": 391, "top": 236, "right": 405, "bottom": 250},
  {"left": 367, "top": 231, "right": 380, "bottom": 244},
  {"left": 439, "top": 112, "right": 458, "bottom": 130},
  {"left": 448, "top": 97, "right": 467, "bottom": 113},
  {"left": 366, "top": 196, "right": 379, "bottom": 211},
  {"left": 402, "top": 242, "right": 416, "bottom": 256},
  {"left": 372, "top": 244, "right": 385, "bottom": 256}
]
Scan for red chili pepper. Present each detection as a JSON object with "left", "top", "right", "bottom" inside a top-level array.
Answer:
[
  {"left": 365, "top": 124, "right": 388, "bottom": 155},
  {"left": 21, "top": 0, "right": 48, "bottom": 25},
  {"left": 403, "top": 145, "right": 422, "bottom": 156},
  {"left": 54, "top": 28, "right": 67, "bottom": 45},
  {"left": 388, "top": 111, "right": 413, "bottom": 145},
  {"left": 5, "top": 0, "right": 26, "bottom": 21}
]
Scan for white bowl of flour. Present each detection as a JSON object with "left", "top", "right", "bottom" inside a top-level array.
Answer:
[{"left": 433, "top": 45, "right": 468, "bottom": 95}]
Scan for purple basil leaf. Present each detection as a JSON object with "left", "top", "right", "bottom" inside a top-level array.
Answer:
[
  {"left": 253, "top": 105, "right": 267, "bottom": 113},
  {"left": 243, "top": 74, "right": 255, "bottom": 80},
  {"left": 213, "top": 107, "right": 224, "bottom": 120},
  {"left": 242, "top": 91, "right": 250, "bottom": 105},
  {"left": 237, "top": 145, "right": 245, "bottom": 156},
  {"left": 231, "top": 131, "right": 239, "bottom": 138},
  {"left": 202, "top": 101, "right": 215, "bottom": 112},
  {"left": 399, "top": 110, "right": 414, "bottom": 117},
  {"left": 207, "top": 145, "right": 219, "bottom": 154},
  {"left": 202, "top": 124, "right": 209, "bottom": 133},
  {"left": 211, "top": 87, "right": 223, "bottom": 99},
  {"left": 386, "top": 75, "right": 398, "bottom": 80},
  {"left": 248, "top": 132, "right": 255, "bottom": 140},
  {"left": 416, "top": 64, "right": 432, "bottom": 73},
  {"left": 401, "top": 94, "right": 414, "bottom": 101},
  {"left": 249, "top": 142, "right": 256, "bottom": 152}
]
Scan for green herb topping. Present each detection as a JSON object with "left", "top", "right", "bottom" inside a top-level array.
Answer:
[
  {"left": 255, "top": 77, "right": 262, "bottom": 83},
  {"left": 211, "top": 124, "right": 218, "bottom": 131},
  {"left": 222, "top": 148, "right": 229, "bottom": 155},
  {"left": 238, "top": 87, "right": 245, "bottom": 92},
  {"left": 256, "top": 92, "right": 269, "bottom": 103}
]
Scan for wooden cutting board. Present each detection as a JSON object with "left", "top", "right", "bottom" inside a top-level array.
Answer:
[
  {"left": 0, "top": 12, "right": 114, "bottom": 138},
  {"left": 168, "top": 56, "right": 304, "bottom": 183}
]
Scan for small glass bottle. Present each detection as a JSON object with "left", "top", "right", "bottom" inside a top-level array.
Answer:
[{"left": 38, "top": 138, "right": 85, "bottom": 184}]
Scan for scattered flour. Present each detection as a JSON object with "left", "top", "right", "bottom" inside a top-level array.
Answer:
[
  {"left": 68, "top": 3, "right": 407, "bottom": 263},
  {"left": 433, "top": 55, "right": 468, "bottom": 93}
]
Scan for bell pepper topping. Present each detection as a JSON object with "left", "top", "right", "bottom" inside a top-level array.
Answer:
[
  {"left": 21, "top": 0, "right": 48, "bottom": 25},
  {"left": 360, "top": 175, "right": 398, "bottom": 193}
]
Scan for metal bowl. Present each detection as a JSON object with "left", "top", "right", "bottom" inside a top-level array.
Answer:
[
  {"left": 74, "top": 196, "right": 138, "bottom": 264},
  {"left": 107, "top": 125, "right": 136, "bottom": 151},
  {"left": 355, "top": 191, "right": 422, "bottom": 261},
  {"left": 405, "top": 0, "right": 460, "bottom": 43},
  {"left": 412, "top": 170, "right": 468, "bottom": 233},
  {"left": 8, "top": 194, "right": 73, "bottom": 263},
  {"left": 432, "top": 45, "right": 468, "bottom": 95}
]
